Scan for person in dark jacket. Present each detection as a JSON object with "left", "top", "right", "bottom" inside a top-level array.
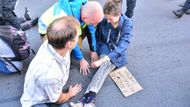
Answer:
[
  {"left": 0, "top": 0, "right": 38, "bottom": 30},
  {"left": 72, "top": 0, "right": 133, "bottom": 107},
  {"left": 38, "top": 0, "right": 104, "bottom": 76}
]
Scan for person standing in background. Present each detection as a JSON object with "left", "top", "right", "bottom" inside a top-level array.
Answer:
[{"left": 172, "top": 0, "right": 190, "bottom": 18}]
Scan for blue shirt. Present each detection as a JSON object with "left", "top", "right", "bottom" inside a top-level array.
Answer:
[{"left": 95, "top": 15, "right": 133, "bottom": 68}]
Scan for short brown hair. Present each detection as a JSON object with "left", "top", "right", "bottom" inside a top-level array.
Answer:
[
  {"left": 47, "top": 16, "right": 80, "bottom": 49},
  {"left": 103, "top": 0, "right": 122, "bottom": 16}
]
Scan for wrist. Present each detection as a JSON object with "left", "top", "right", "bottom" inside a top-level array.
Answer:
[
  {"left": 101, "top": 56, "right": 110, "bottom": 63},
  {"left": 80, "top": 58, "right": 85, "bottom": 62},
  {"left": 67, "top": 91, "right": 73, "bottom": 98}
]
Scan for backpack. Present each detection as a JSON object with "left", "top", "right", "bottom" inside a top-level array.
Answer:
[{"left": 0, "top": 25, "right": 34, "bottom": 74}]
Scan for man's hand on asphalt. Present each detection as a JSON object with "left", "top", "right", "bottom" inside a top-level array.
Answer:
[
  {"left": 80, "top": 58, "right": 90, "bottom": 75},
  {"left": 68, "top": 83, "right": 82, "bottom": 98}
]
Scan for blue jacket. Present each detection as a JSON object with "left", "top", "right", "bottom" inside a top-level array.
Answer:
[
  {"left": 95, "top": 15, "right": 133, "bottom": 68},
  {"left": 57, "top": 0, "right": 96, "bottom": 60}
]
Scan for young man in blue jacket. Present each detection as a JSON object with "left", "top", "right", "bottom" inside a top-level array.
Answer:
[
  {"left": 73, "top": 0, "right": 133, "bottom": 106},
  {"left": 38, "top": 0, "right": 104, "bottom": 75}
]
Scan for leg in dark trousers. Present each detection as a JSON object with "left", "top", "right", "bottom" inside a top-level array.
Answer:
[
  {"left": 125, "top": 0, "right": 136, "bottom": 18},
  {"left": 172, "top": 0, "right": 190, "bottom": 18},
  {"left": 5, "top": 11, "right": 21, "bottom": 29},
  {"left": 18, "top": 17, "right": 26, "bottom": 23},
  {"left": 78, "top": 26, "right": 93, "bottom": 51},
  {"left": 182, "top": 0, "right": 190, "bottom": 11}
]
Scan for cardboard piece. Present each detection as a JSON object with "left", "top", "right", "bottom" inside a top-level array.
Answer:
[{"left": 109, "top": 67, "right": 143, "bottom": 97}]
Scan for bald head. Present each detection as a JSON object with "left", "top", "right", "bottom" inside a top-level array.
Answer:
[{"left": 81, "top": 1, "right": 104, "bottom": 26}]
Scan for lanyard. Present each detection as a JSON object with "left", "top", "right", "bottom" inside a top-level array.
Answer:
[
  {"left": 107, "top": 29, "right": 121, "bottom": 45},
  {"left": 106, "top": 16, "right": 126, "bottom": 44}
]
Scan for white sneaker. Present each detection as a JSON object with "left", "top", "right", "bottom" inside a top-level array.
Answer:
[
  {"left": 84, "top": 103, "right": 96, "bottom": 107},
  {"left": 70, "top": 102, "right": 83, "bottom": 107}
]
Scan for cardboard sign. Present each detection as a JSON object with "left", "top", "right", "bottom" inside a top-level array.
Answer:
[{"left": 109, "top": 67, "right": 143, "bottom": 97}]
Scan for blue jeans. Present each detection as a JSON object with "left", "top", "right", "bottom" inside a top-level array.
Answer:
[
  {"left": 0, "top": 60, "right": 11, "bottom": 74},
  {"left": 85, "top": 55, "right": 116, "bottom": 93}
]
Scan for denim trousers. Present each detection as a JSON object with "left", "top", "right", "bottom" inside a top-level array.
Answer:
[{"left": 85, "top": 56, "right": 116, "bottom": 93}]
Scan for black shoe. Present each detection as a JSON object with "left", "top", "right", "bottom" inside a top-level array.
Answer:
[
  {"left": 172, "top": 9, "right": 184, "bottom": 18},
  {"left": 125, "top": 11, "right": 133, "bottom": 18},
  {"left": 185, "top": 9, "right": 190, "bottom": 15},
  {"left": 21, "top": 24, "right": 31, "bottom": 31},
  {"left": 30, "top": 17, "right": 39, "bottom": 26},
  {"left": 24, "top": 7, "right": 31, "bottom": 21}
]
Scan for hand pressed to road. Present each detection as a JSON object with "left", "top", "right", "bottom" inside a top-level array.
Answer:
[
  {"left": 80, "top": 58, "right": 90, "bottom": 75},
  {"left": 68, "top": 83, "right": 82, "bottom": 98}
]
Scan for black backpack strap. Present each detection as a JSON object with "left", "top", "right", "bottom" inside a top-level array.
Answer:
[
  {"left": 3, "top": 57, "right": 22, "bottom": 61},
  {"left": 2, "top": 57, "right": 21, "bottom": 74},
  {"left": 31, "top": 48, "right": 35, "bottom": 54}
]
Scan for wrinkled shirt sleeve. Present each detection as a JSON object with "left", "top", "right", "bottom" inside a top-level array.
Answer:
[{"left": 43, "top": 79, "right": 63, "bottom": 102}]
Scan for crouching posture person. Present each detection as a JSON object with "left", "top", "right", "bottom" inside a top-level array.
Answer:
[
  {"left": 20, "top": 16, "right": 82, "bottom": 107},
  {"left": 38, "top": 0, "right": 104, "bottom": 76},
  {"left": 73, "top": 0, "right": 133, "bottom": 107}
]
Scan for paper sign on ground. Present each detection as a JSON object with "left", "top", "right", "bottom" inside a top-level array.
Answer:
[{"left": 109, "top": 67, "right": 143, "bottom": 97}]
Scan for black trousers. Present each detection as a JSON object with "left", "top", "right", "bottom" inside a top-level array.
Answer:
[
  {"left": 0, "top": 11, "right": 21, "bottom": 29},
  {"left": 123, "top": 0, "right": 136, "bottom": 18},
  {"left": 80, "top": 26, "right": 94, "bottom": 51},
  {"left": 183, "top": 0, "right": 190, "bottom": 11}
]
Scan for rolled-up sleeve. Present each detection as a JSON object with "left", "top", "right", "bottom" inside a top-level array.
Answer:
[{"left": 43, "top": 79, "right": 63, "bottom": 102}]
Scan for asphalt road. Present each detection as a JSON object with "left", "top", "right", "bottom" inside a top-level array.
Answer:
[{"left": 0, "top": 0, "right": 190, "bottom": 107}]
